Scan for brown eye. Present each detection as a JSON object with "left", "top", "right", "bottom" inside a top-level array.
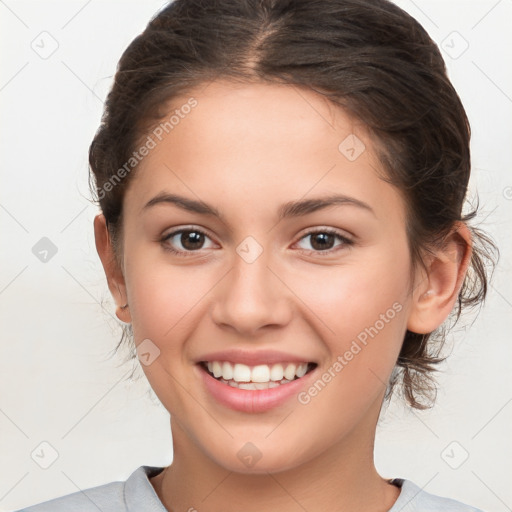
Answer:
[
  {"left": 161, "top": 228, "right": 215, "bottom": 255},
  {"left": 295, "top": 229, "right": 353, "bottom": 255},
  {"left": 309, "top": 232, "right": 336, "bottom": 251},
  {"left": 179, "top": 230, "right": 205, "bottom": 250}
]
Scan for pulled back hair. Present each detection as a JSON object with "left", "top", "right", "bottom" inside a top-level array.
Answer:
[{"left": 89, "top": 0, "right": 497, "bottom": 409}]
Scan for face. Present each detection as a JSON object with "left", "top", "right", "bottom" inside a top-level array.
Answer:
[{"left": 110, "top": 80, "right": 417, "bottom": 474}]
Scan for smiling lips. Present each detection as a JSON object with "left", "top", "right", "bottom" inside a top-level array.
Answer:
[
  {"left": 198, "top": 357, "right": 318, "bottom": 412},
  {"left": 201, "top": 361, "right": 314, "bottom": 390}
]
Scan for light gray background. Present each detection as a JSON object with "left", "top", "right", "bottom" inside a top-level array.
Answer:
[{"left": 0, "top": 0, "right": 511, "bottom": 510}]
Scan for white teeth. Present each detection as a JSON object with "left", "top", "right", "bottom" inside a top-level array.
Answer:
[
  {"left": 212, "top": 361, "right": 222, "bottom": 378},
  {"left": 222, "top": 361, "right": 233, "bottom": 380},
  {"left": 296, "top": 363, "right": 307, "bottom": 378},
  {"left": 233, "top": 363, "right": 251, "bottom": 382},
  {"left": 238, "top": 382, "right": 257, "bottom": 390},
  {"left": 269, "top": 364, "right": 284, "bottom": 381},
  {"left": 283, "top": 363, "right": 296, "bottom": 380},
  {"left": 203, "top": 360, "right": 312, "bottom": 384},
  {"left": 251, "top": 364, "right": 270, "bottom": 383},
  {"left": 224, "top": 379, "right": 293, "bottom": 390}
]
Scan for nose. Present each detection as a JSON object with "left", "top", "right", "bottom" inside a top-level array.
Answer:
[{"left": 211, "top": 247, "right": 293, "bottom": 337}]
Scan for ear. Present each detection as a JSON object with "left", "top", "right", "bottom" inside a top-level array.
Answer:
[
  {"left": 407, "top": 222, "right": 472, "bottom": 334},
  {"left": 94, "top": 213, "right": 131, "bottom": 324}
]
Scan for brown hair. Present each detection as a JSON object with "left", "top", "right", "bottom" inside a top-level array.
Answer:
[{"left": 89, "top": 0, "right": 498, "bottom": 409}]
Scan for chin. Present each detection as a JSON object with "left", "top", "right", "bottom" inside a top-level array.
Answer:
[{"left": 202, "top": 437, "right": 315, "bottom": 476}]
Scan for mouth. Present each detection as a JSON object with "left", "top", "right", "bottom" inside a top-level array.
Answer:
[{"left": 199, "top": 360, "right": 318, "bottom": 390}]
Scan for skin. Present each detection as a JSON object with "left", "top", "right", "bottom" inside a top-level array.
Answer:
[{"left": 94, "top": 80, "right": 472, "bottom": 512}]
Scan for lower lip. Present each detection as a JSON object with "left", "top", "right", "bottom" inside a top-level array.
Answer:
[{"left": 197, "top": 364, "right": 316, "bottom": 413}]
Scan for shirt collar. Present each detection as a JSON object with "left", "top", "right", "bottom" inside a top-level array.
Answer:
[{"left": 125, "top": 465, "right": 167, "bottom": 512}]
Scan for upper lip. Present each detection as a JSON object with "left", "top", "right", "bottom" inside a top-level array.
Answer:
[{"left": 195, "top": 349, "right": 317, "bottom": 366}]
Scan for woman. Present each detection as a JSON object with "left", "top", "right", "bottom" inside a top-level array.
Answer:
[{"left": 16, "top": 0, "right": 497, "bottom": 510}]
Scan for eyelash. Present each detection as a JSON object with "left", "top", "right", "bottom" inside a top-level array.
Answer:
[{"left": 160, "top": 226, "right": 354, "bottom": 258}]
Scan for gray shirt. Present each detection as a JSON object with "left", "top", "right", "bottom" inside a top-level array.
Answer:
[{"left": 13, "top": 465, "right": 484, "bottom": 512}]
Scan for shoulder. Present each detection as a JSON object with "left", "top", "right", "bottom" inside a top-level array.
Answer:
[
  {"left": 389, "top": 479, "right": 485, "bottom": 512},
  {"left": 12, "top": 466, "right": 166, "bottom": 512},
  {"left": 14, "top": 480, "right": 125, "bottom": 512}
]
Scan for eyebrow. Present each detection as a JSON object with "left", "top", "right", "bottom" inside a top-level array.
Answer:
[{"left": 142, "top": 192, "right": 375, "bottom": 220}]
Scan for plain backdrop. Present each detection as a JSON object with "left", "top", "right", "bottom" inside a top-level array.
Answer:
[{"left": 0, "top": 0, "right": 511, "bottom": 511}]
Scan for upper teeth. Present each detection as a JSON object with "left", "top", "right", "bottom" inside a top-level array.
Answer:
[{"left": 206, "top": 361, "right": 308, "bottom": 382}]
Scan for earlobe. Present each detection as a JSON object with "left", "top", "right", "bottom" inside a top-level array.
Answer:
[
  {"left": 93, "top": 213, "right": 131, "bottom": 324},
  {"left": 407, "top": 222, "right": 472, "bottom": 334}
]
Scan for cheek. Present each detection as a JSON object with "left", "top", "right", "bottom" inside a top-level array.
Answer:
[
  {"left": 123, "top": 245, "right": 218, "bottom": 350},
  {"left": 294, "top": 250, "right": 409, "bottom": 340},
  {"left": 290, "top": 247, "right": 411, "bottom": 400},
  {"left": 291, "top": 275, "right": 408, "bottom": 433}
]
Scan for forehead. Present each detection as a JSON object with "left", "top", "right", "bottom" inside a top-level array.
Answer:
[
  {"left": 165, "top": 79, "right": 363, "bottom": 156},
  {"left": 124, "top": 79, "right": 403, "bottom": 225}
]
